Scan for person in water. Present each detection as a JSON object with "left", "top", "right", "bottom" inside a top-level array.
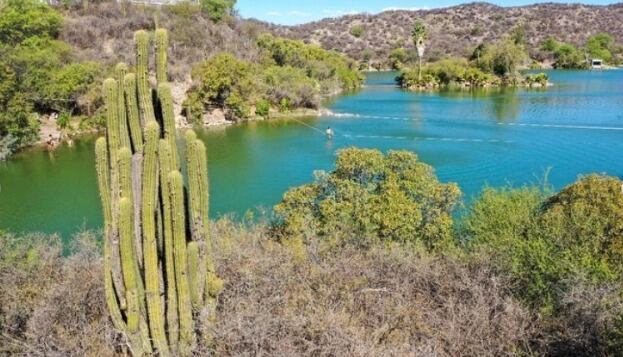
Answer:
[{"left": 326, "top": 126, "right": 334, "bottom": 139}]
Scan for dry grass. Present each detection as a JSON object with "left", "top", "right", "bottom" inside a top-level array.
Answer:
[
  {"left": 4, "top": 221, "right": 621, "bottom": 356},
  {"left": 0, "top": 222, "right": 539, "bottom": 356},
  {"left": 208, "top": 220, "right": 537, "bottom": 356}
]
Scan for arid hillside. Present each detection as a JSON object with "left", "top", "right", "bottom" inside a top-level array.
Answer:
[{"left": 269, "top": 2, "right": 623, "bottom": 67}]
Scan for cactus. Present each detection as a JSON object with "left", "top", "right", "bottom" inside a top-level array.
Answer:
[
  {"left": 115, "top": 63, "right": 131, "bottom": 150},
  {"left": 135, "top": 30, "right": 156, "bottom": 124},
  {"left": 155, "top": 28, "right": 168, "bottom": 85},
  {"left": 96, "top": 29, "right": 219, "bottom": 356},
  {"left": 123, "top": 73, "right": 143, "bottom": 152}
]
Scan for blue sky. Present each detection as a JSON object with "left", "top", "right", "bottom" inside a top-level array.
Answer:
[{"left": 236, "top": 0, "right": 619, "bottom": 25}]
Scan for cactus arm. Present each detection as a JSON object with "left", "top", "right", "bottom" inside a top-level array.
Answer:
[
  {"left": 185, "top": 131, "right": 209, "bottom": 306},
  {"left": 158, "top": 82, "right": 178, "bottom": 168},
  {"left": 124, "top": 73, "right": 144, "bottom": 152},
  {"left": 159, "top": 139, "right": 179, "bottom": 351},
  {"left": 141, "top": 121, "right": 170, "bottom": 355},
  {"left": 135, "top": 30, "right": 156, "bottom": 124},
  {"left": 96, "top": 138, "right": 126, "bottom": 331},
  {"left": 116, "top": 63, "right": 131, "bottom": 150},
  {"left": 169, "top": 170, "right": 196, "bottom": 355},
  {"left": 155, "top": 29, "right": 168, "bottom": 85}
]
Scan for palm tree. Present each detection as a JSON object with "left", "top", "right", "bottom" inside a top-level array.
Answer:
[{"left": 411, "top": 21, "right": 428, "bottom": 81}]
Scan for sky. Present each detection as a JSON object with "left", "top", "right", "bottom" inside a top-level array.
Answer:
[{"left": 236, "top": 0, "right": 619, "bottom": 25}]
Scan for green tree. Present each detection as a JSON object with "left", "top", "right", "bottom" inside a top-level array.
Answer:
[
  {"left": 273, "top": 148, "right": 461, "bottom": 249},
  {"left": 199, "top": 0, "right": 236, "bottom": 22},
  {"left": 188, "top": 53, "right": 256, "bottom": 119},
  {"left": 0, "top": 0, "right": 62, "bottom": 45},
  {"left": 389, "top": 47, "right": 409, "bottom": 69},
  {"left": 587, "top": 33, "right": 615, "bottom": 63}
]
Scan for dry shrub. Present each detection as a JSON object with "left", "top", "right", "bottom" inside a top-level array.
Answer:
[
  {"left": 0, "top": 231, "right": 115, "bottom": 356},
  {"left": 209, "top": 220, "right": 537, "bottom": 356},
  {"left": 60, "top": 2, "right": 265, "bottom": 81},
  {"left": 539, "top": 281, "right": 623, "bottom": 356}
]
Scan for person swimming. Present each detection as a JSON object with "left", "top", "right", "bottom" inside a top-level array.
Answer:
[{"left": 326, "top": 126, "right": 334, "bottom": 140}]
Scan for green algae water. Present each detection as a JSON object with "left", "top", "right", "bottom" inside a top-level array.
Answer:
[{"left": 1, "top": 70, "right": 622, "bottom": 238}]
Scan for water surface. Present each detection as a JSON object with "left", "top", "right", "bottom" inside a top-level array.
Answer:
[{"left": 1, "top": 70, "right": 622, "bottom": 237}]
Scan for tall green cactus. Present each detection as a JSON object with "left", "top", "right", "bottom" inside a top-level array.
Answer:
[
  {"left": 155, "top": 28, "right": 168, "bottom": 85},
  {"left": 97, "top": 29, "right": 220, "bottom": 356}
]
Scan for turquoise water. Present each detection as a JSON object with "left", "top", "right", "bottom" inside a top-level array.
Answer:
[{"left": 1, "top": 70, "right": 622, "bottom": 237}]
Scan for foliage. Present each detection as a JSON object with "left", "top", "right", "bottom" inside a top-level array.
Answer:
[
  {"left": 186, "top": 35, "right": 362, "bottom": 120},
  {"left": 0, "top": 0, "right": 100, "bottom": 156},
  {"left": 199, "top": 0, "right": 236, "bottom": 23},
  {"left": 553, "top": 43, "right": 586, "bottom": 69},
  {"left": 257, "top": 34, "right": 363, "bottom": 92},
  {"left": 273, "top": 148, "right": 461, "bottom": 249},
  {"left": 411, "top": 20, "right": 427, "bottom": 47},
  {"left": 349, "top": 24, "right": 364, "bottom": 38},
  {"left": 397, "top": 57, "right": 498, "bottom": 89},
  {"left": 477, "top": 38, "right": 529, "bottom": 78},
  {"left": 389, "top": 47, "right": 410, "bottom": 69},
  {"left": 464, "top": 175, "right": 623, "bottom": 314},
  {"left": 524, "top": 72, "right": 549, "bottom": 87},
  {"left": 586, "top": 33, "right": 615, "bottom": 63},
  {"left": 255, "top": 98, "right": 270, "bottom": 118},
  {"left": 0, "top": 0, "right": 62, "bottom": 46}
]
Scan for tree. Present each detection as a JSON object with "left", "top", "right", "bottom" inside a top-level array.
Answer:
[
  {"left": 411, "top": 21, "right": 428, "bottom": 80},
  {"left": 273, "top": 148, "right": 461, "bottom": 249},
  {"left": 587, "top": 33, "right": 615, "bottom": 63},
  {"left": 199, "top": 0, "right": 236, "bottom": 22}
]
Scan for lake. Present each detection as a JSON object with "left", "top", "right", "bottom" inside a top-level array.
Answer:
[{"left": 1, "top": 70, "right": 622, "bottom": 238}]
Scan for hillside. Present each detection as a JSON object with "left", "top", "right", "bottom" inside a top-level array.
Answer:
[{"left": 269, "top": 2, "right": 623, "bottom": 68}]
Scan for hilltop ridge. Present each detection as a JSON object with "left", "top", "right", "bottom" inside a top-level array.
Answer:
[{"left": 266, "top": 2, "right": 623, "bottom": 67}]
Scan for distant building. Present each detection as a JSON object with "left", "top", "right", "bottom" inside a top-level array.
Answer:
[{"left": 591, "top": 59, "right": 603, "bottom": 70}]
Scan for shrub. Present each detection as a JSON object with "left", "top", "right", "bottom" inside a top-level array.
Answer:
[
  {"left": 273, "top": 148, "right": 461, "bottom": 248},
  {"left": 255, "top": 98, "right": 270, "bottom": 118},
  {"left": 349, "top": 24, "right": 364, "bottom": 38}
]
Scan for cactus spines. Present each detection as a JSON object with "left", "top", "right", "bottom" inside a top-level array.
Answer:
[
  {"left": 155, "top": 28, "right": 168, "bottom": 85},
  {"left": 115, "top": 63, "right": 131, "bottom": 150},
  {"left": 158, "top": 82, "right": 178, "bottom": 167},
  {"left": 96, "top": 28, "right": 219, "bottom": 356},
  {"left": 135, "top": 30, "right": 156, "bottom": 124},
  {"left": 169, "top": 170, "right": 195, "bottom": 354},
  {"left": 123, "top": 73, "right": 143, "bottom": 152}
]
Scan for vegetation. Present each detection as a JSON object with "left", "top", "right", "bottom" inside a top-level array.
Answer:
[
  {"left": 274, "top": 148, "right": 461, "bottom": 249},
  {"left": 95, "top": 29, "right": 221, "bottom": 355},
  {"left": 0, "top": 0, "right": 101, "bottom": 157},
  {"left": 274, "top": 3, "right": 623, "bottom": 68},
  {"left": 2, "top": 150, "right": 623, "bottom": 355},
  {"left": 539, "top": 33, "right": 622, "bottom": 68},
  {"left": 185, "top": 34, "right": 363, "bottom": 122},
  {"left": 199, "top": 0, "right": 236, "bottom": 22},
  {"left": 349, "top": 24, "right": 364, "bottom": 38},
  {"left": 397, "top": 30, "right": 552, "bottom": 90}
]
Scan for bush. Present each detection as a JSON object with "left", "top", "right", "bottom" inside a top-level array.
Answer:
[
  {"left": 255, "top": 98, "right": 270, "bottom": 118},
  {"left": 349, "top": 24, "right": 364, "bottom": 38},
  {"left": 273, "top": 148, "right": 461, "bottom": 248},
  {"left": 464, "top": 175, "right": 623, "bottom": 314}
]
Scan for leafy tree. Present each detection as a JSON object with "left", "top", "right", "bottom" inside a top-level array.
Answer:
[
  {"left": 0, "top": 0, "right": 62, "bottom": 45},
  {"left": 199, "top": 0, "right": 236, "bottom": 22},
  {"left": 273, "top": 148, "right": 461, "bottom": 249},
  {"left": 188, "top": 53, "right": 256, "bottom": 119},
  {"left": 586, "top": 33, "right": 615, "bottom": 63},
  {"left": 0, "top": 0, "right": 100, "bottom": 156},
  {"left": 389, "top": 47, "right": 409, "bottom": 70},
  {"left": 540, "top": 36, "right": 560, "bottom": 52},
  {"left": 553, "top": 43, "right": 585, "bottom": 69}
]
